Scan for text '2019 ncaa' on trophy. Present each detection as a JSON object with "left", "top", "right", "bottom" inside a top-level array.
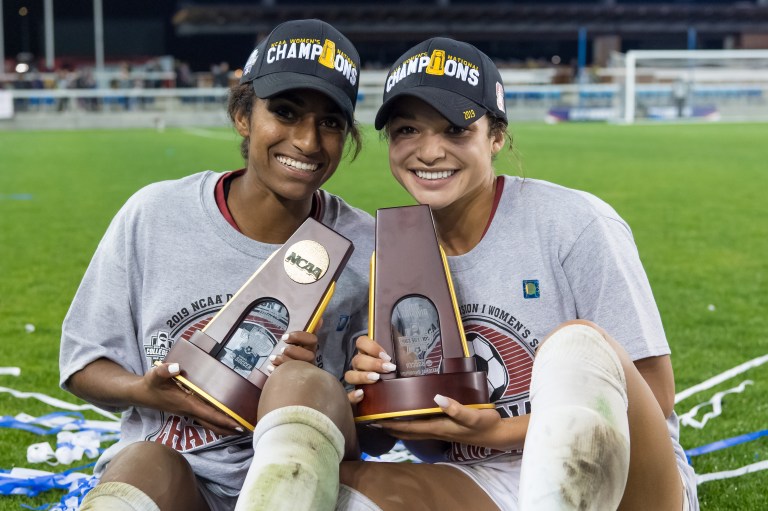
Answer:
[
  {"left": 355, "top": 204, "right": 493, "bottom": 422},
  {"left": 162, "top": 217, "right": 354, "bottom": 431}
]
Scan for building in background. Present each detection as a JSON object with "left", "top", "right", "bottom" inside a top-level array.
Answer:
[
  {"left": 1, "top": 0, "right": 767, "bottom": 128},
  {"left": 2, "top": 0, "right": 767, "bottom": 74}
]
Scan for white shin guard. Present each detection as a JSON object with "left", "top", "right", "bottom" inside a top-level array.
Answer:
[
  {"left": 235, "top": 406, "right": 345, "bottom": 511},
  {"left": 519, "top": 324, "right": 631, "bottom": 511},
  {"left": 78, "top": 481, "right": 160, "bottom": 511}
]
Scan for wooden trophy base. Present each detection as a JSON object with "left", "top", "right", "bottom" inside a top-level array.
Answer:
[
  {"left": 354, "top": 370, "right": 494, "bottom": 423},
  {"left": 163, "top": 336, "right": 267, "bottom": 431}
]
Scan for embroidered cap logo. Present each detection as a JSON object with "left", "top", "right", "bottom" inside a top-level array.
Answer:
[
  {"left": 318, "top": 39, "right": 336, "bottom": 69},
  {"left": 426, "top": 49, "right": 446, "bottom": 75},
  {"left": 243, "top": 49, "right": 259, "bottom": 75}
]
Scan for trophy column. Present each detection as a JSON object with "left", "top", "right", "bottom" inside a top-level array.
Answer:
[{"left": 355, "top": 205, "right": 493, "bottom": 422}]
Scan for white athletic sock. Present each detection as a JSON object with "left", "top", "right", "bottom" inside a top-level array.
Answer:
[
  {"left": 234, "top": 405, "right": 345, "bottom": 511},
  {"left": 79, "top": 481, "right": 160, "bottom": 511},
  {"left": 519, "top": 324, "right": 631, "bottom": 511}
]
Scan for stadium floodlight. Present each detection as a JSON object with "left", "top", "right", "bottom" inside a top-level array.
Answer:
[{"left": 615, "top": 49, "right": 768, "bottom": 124}]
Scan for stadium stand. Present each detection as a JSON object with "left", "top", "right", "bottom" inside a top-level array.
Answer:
[{"left": 1, "top": 1, "right": 767, "bottom": 128}]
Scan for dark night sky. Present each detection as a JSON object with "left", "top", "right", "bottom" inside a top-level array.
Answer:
[
  {"left": 2, "top": 1, "right": 314, "bottom": 71},
  {"left": 2, "top": 0, "right": 758, "bottom": 72},
  {"left": 3, "top": 0, "right": 182, "bottom": 68}
]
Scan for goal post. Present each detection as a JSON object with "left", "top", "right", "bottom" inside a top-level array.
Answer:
[{"left": 617, "top": 49, "right": 768, "bottom": 123}]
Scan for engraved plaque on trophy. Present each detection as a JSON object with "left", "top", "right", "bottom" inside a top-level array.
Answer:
[
  {"left": 354, "top": 205, "right": 493, "bottom": 422},
  {"left": 163, "top": 217, "right": 354, "bottom": 431}
]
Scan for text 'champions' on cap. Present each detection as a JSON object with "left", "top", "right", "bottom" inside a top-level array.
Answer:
[
  {"left": 240, "top": 19, "right": 360, "bottom": 122},
  {"left": 375, "top": 37, "right": 508, "bottom": 130}
]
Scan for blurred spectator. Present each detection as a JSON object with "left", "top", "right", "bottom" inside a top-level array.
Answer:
[
  {"left": 76, "top": 70, "right": 98, "bottom": 111},
  {"left": 673, "top": 79, "right": 689, "bottom": 118},
  {"left": 175, "top": 60, "right": 197, "bottom": 105},
  {"left": 144, "top": 58, "right": 163, "bottom": 89},
  {"left": 56, "top": 65, "right": 76, "bottom": 111},
  {"left": 213, "top": 61, "right": 230, "bottom": 88},
  {"left": 117, "top": 62, "right": 133, "bottom": 89},
  {"left": 175, "top": 60, "right": 195, "bottom": 88}
]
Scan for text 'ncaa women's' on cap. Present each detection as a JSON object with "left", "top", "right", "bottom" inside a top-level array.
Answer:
[
  {"left": 239, "top": 19, "right": 360, "bottom": 123},
  {"left": 374, "top": 37, "right": 507, "bottom": 130}
]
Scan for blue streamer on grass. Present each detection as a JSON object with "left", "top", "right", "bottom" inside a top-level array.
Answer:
[
  {"left": 0, "top": 463, "right": 95, "bottom": 497},
  {"left": 19, "top": 472, "right": 99, "bottom": 511},
  {"left": 52, "top": 474, "right": 99, "bottom": 510},
  {"left": 685, "top": 429, "right": 768, "bottom": 463},
  {"left": 0, "top": 412, "right": 86, "bottom": 436},
  {"left": 0, "top": 419, "right": 50, "bottom": 436}
]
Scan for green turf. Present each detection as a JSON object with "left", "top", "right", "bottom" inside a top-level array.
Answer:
[{"left": 1, "top": 122, "right": 766, "bottom": 510}]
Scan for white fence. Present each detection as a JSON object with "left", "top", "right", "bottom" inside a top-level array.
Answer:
[{"left": 2, "top": 76, "right": 767, "bottom": 131}]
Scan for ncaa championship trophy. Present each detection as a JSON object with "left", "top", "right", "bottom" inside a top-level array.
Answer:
[
  {"left": 355, "top": 205, "right": 493, "bottom": 422},
  {"left": 163, "top": 218, "right": 353, "bottom": 431}
]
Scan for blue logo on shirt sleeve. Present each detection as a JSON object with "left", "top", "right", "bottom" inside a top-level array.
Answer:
[{"left": 523, "top": 280, "right": 540, "bottom": 299}]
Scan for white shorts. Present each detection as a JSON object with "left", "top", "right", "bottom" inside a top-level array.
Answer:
[
  {"left": 679, "top": 462, "right": 698, "bottom": 511},
  {"left": 335, "top": 459, "right": 521, "bottom": 511},
  {"left": 442, "top": 454, "right": 698, "bottom": 511},
  {"left": 439, "top": 455, "right": 522, "bottom": 511},
  {"left": 199, "top": 480, "right": 237, "bottom": 511}
]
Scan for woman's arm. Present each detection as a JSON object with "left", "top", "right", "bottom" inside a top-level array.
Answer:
[
  {"left": 380, "top": 397, "right": 530, "bottom": 452},
  {"left": 67, "top": 357, "right": 244, "bottom": 435},
  {"left": 634, "top": 354, "right": 676, "bottom": 418}
]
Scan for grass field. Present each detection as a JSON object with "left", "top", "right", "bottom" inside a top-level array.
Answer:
[{"left": 1, "top": 122, "right": 767, "bottom": 510}]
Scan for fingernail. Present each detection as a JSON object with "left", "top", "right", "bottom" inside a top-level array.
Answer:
[
  {"left": 353, "top": 389, "right": 364, "bottom": 398},
  {"left": 280, "top": 334, "right": 289, "bottom": 342},
  {"left": 235, "top": 426, "right": 244, "bottom": 433},
  {"left": 267, "top": 364, "right": 275, "bottom": 373},
  {"left": 280, "top": 346, "right": 286, "bottom": 354},
  {"left": 367, "top": 372, "right": 380, "bottom": 382},
  {"left": 382, "top": 362, "right": 396, "bottom": 372},
  {"left": 434, "top": 394, "right": 449, "bottom": 408},
  {"left": 269, "top": 355, "right": 277, "bottom": 362},
  {"left": 367, "top": 423, "right": 383, "bottom": 429},
  {"left": 379, "top": 351, "right": 392, "bottom": 362},
  {"left": 168, "top": 363, "right": 180, "bottom": 375}
]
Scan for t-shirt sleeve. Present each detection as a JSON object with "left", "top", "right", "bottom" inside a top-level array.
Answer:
[
  {"left": 59, "top": 208, "right": 145, "bottom": 406},
  {"left": 561, "top": 215, "right": 670, "bottom": 360}
]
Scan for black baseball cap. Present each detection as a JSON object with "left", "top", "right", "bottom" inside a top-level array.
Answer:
[
  {"left": 374, "top": 37, "right": 507, "bottom": 130},
  {"left": 240, "top": 19, "right": 360, "bottom": 122}
]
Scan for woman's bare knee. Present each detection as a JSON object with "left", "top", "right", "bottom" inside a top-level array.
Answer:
[
  {"left": 259, "top": 361, "right": 349, "bottom": 418},
  {"left": 258, "top": 361, "right": 357, "bottom": 457},
  {"left": 99, "top": 442, "right": 207, "bottom": 511},
  {"left": 103, "top": 442, "right": 193, "bottom": 483}
]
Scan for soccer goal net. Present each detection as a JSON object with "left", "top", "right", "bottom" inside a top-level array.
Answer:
[{"left": 606, "top": 49, "right": 768, "bottom": 123}]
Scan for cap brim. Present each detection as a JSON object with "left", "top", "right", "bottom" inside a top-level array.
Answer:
[
  {"left": 252, "top": 72, "right": 355, "bottom": 122},
  {"left": 374, "top": 87, "right": 488, "bottom": 130}
]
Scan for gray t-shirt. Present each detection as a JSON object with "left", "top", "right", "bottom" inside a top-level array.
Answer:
[
  {"left": 59, "top": 171, "right": 374, "bottom": 497},
  {"left": 444, "top": 177, "right": 692, "bottom": 492}
]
